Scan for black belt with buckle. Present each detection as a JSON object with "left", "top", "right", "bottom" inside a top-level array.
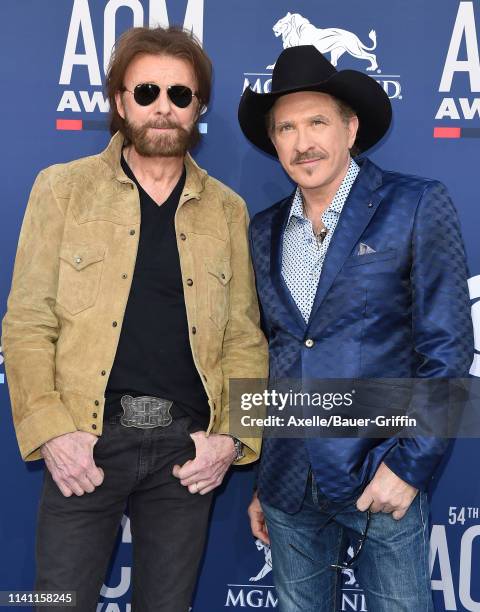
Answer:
[{"left": 119, "top": 395, "right": 174, "bottom": 429}]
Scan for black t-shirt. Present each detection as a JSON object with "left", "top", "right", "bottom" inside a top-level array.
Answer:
[{"left": 104, "top": 154, "right": 209, "bottom": 427}]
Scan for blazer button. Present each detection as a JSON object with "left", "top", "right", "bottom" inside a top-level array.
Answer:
[
  {"left": 112, "top": 321, "right": 118, "bottom": 327},
  {"left": 92, "top": 412, "right": 97, "bottom": 418},
  {"left": 192, "top": 326, "right": 197, "bottom": 334},
  {"left": 187, "top": 279, "right": 193, "bottom": 286},
  {"left": 129, "top": 229, "right": 136, "bottom": 235},
  {"left": 305, "top": 339, "right": 314, "bottom": 348},
  {"left": 94, "top": 400, "right": 99, "bottom": 406},
  {"left": 92, "top": 424, "right": 97, "bottom": 430},
  {"left": 101, "top": 370, "right": 106, "bottom": 376},
  {"left": 180, "top": 233, "right": 187, "bottom": 241}
]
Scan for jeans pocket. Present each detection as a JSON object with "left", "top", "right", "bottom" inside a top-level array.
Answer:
[
  {"left": 92, "top": 421, "right": 118, "bottom": 459},
  {"left": 418, "top": 491, "right": 429, "bottom": 529},
  {"left": 162, "top": 415, "right": 198, "bottom": 442}
]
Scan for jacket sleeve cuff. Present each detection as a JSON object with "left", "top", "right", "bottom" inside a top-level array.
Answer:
[
  {"left": 383, "top": 437, "right": 451, "bottom": 490},
  {"left": 215, "top": 410, "right": 262, "bottom": 465},
  {"left": 15, "top": 404, "right": 78, "bottom": 461}
]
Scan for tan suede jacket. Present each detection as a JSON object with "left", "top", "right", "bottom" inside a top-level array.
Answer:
[{"left": 2, "top": 132, "right": 268, "bottom": 463}]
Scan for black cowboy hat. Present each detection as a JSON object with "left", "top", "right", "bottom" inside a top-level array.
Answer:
[{"left": 238, "top": 45, "right": 392, "bottom": 157}]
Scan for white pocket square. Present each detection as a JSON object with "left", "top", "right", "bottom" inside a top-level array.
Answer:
[{"left": 357, "top": 243, "right": 376, "bottom": 255}]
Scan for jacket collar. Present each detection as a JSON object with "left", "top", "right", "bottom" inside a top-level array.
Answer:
[
  {"left": 307, "top": 157, "right": 384, "bottom": 324},
  {"left": 269, "top": 157, "right": 385, "bottom": 332},
  {"left": 100, "top": 131, "right": 208, "bottom": 202}
]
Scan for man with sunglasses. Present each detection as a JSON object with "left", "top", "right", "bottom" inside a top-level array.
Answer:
[
  {"left": 2, "top": 26, "right": 267, "bottom": 611},
  {"left": 238, "top": 45, "right": 473, "bottom": 611}
]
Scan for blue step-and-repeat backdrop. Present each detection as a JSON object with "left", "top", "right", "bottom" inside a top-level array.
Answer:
[{"left": 0, "top": 1, "right": 479, "bottom": 610}]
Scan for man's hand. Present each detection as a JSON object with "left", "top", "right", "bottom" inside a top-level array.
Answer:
[
  {"left": 172, "top": 432, "right": 236, "bottom": 495},
  {"left": 356, "top": 461, "right": 418, "bottom": 520},
  {"left": 248, "top": 491, "right": 270, "bottom": 545},
  {"left": 40, "top": 431, "right": 104, "bottom": 497}
]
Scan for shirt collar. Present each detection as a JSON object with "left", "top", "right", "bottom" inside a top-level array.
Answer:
[
  {"left": 287, "top": 157, "right": 360, "bottom": 225},
  {"left": 100, "top": 131, "right": 207, "bottom": 201}
]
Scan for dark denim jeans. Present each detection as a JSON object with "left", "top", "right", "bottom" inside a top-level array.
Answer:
[
  {"left": 34, "top": 413, "right": 213, "bottom": 611},
  {"left": 262, "top": 473, "right": 433, "bottom": 612}
]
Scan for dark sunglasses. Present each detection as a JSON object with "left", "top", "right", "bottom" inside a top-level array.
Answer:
[
  {"left": 330, "top": 509, "right": 371, "bottom": 571},
  {"left": 289, "top": 509, "right": 371, "bottom": 572},
  {"left": 123, "top": 83, "right": 197, "bottom": 108}
]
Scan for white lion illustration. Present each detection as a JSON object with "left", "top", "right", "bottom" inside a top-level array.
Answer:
[
  {"left": 249, "top": 539, "right": 272, "bottom": 582},
  {"left": 267, "top": 12, "right": 378, "bottom": 72}
]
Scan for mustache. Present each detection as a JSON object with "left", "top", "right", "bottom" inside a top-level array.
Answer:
[
  {"left": 146, "top": 120, "right": 181, "bottom": 130},
  {"left": 292, "top": 151, "right": 328, "bottom": 164}
]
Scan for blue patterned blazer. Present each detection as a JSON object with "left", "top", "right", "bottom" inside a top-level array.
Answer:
[{"left": 249, "top": 158, "right": 474, "bottom": 513}]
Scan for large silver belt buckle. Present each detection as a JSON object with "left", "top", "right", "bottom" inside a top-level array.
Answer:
[{"left": 120, "top": 395, "right": 173, "bottom": 428}]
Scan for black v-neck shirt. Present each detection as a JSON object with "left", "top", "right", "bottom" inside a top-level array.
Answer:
[{"left": 104, "top": 155, "right": 209, "bottom": 426}]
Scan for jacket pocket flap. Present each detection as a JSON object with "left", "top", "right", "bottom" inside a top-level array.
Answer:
[
  {"left": 59, "top": 244, "right": 106, "bottom": 271},
  {"left": 206, "top": 260, "right": 232, "bottom": 285}
]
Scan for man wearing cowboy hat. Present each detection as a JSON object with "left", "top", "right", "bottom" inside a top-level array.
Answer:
[{"left": 238, "top": 45, "right": 473, "bottom": 610}]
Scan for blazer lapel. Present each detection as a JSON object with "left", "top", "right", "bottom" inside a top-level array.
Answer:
[
  {"left": 270, "top": 192, "right": 308, "bottom": 335},
  {"left": 308, "top": 159, "right": 384, "bottom": 326}
]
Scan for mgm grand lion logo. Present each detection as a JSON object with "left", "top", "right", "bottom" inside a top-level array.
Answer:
[
  {"left": 267, "top": 12, "right": 379, "bottom": 72},
  {"left": 249, "top": 539, "right": 272, "bottom": 582}
]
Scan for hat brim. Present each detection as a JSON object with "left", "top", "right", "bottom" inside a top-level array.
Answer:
[{"left": 238, "top": 70, "right": 392, "bottom": 157}]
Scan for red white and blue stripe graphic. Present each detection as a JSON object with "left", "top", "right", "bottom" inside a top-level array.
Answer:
[{"left": 434, "top": 127, "right": 480, "bottom": 139}]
